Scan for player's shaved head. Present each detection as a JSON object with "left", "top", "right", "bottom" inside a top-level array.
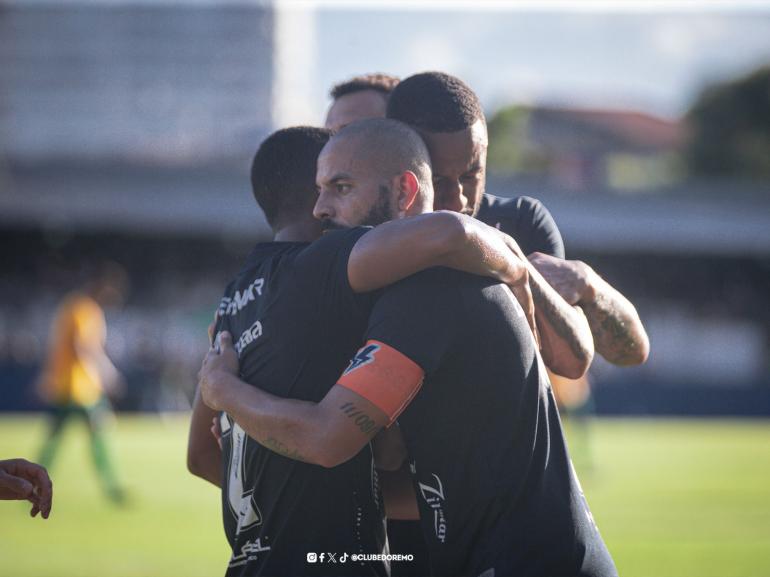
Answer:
[
  {"left": 251, "top": 126, "right": 331, "bottom": 231},
  {"left": 315, "top": 118, "right": 434, "bottom": 228},
  {"left": 328, "top": 118, "right": 432, "bottom": 206}
]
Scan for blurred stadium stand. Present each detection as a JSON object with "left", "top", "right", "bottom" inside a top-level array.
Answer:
[
  {"left": 0, "top": 0, "right": 277, "bottom": 411},
  {"left": 1, "top": 1, "right": 768, "bottom": 415}
]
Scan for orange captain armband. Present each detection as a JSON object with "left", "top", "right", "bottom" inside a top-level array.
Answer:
[{"left": 337, "top": 340, "right": 425, "bottom": 426}]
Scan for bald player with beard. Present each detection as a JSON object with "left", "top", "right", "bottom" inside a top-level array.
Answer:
[{"left": 200, "top": 119, "right": 618, "bottom": 577}]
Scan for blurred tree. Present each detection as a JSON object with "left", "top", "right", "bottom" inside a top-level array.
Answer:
[
  {"left": 686, "top": 66, "right": 770, "bottom": 179},
  {"left": 487, "top": 105, "right": 549, "bottom": 173}
]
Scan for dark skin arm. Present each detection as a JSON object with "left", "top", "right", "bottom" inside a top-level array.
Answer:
[
  {"left": 370, "top": 423, "right": 420, "bottom": 519},
  {"left": 187, "top": 315, "right": 222, "bottom": 487},
  {"left": 187, "top": 388, "right": 222, "bottom": 487},
  {"left": 499, "top": 235, "right": 594, "bottom": 378},
  {"left": 529, "top": 253, "right": 649, "bottom": 366},
  {"left": 371, "top": 421, "right": 408, "bottom": 472},
  {"left": 0, "top": 458, "right": 53, "bottom": 519},
  {"left": 379, "top": 464, "right": 420, "bottom": 521}
]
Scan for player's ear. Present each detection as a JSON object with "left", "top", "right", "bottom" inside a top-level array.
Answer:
[{"left": 395, "top": 171, "right": 419, "bottom": 215}]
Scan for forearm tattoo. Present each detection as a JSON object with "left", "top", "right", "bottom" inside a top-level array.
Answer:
[
  {"left": 339, "top": 402, "right": 379, "bottom": 436},
  {"left": 531, "top": 278, "right": 592, "bottom": 362},
  {"left": 261, "top": 436, "right": 311, "bottom": 464},
  {"left": 582, "top": 291, "right": 642, "bottom": 365}
]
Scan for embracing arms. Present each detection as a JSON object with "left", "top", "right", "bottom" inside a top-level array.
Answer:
[
  {"left": 497, "top": 235, "right": 595, "bottom": 378},
  {"left": 528, "top": 253, "right": 649, "bottom": 366},
  {"left": 347, "top": 211, "right": 536, "bottom": 333},
  {"left": 198, "top": 333, "right": 419, "bottom": 470},
  {"left": 347, "top": 211, "right": 528, "bottom": 292}
]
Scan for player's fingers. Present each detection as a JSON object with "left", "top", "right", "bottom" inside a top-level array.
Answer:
[
  {"left": 0, "top": 470, "right": 34, "bottom": 498},
  {"left": 210, "top": 418, "right": 223, "bottom": 451},
  {"left": 219, "top": 331, "right": 233, "bottom": 351},
  {"left": 202, "top": 347, "right": 216, "bottom": 365},
  {"left": 211, "top": 416, "right": 219, "bottom": 436},
  {"left": 34, "top": 476, "right": 53, "bottom": 519},
  {"left": 25, "top": 462, "right": 52, "bottom": 493}
]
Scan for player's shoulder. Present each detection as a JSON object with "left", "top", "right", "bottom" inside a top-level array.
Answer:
[
  {"left": 300, "top": 226, "right": 372, "bottom": 257},
  {"left": 233, "top": 241, "right": 304, "bottom": 282},
  {"left": 241, "top": 241, "right": 305, "bottom": 270},
  {"left": 218, "top": 241, "right": 303, "bottom": 315},
  {"left": 289, "top": 226, "right": 373, "bottom": 280},
  {"left": 480, "top": 192, "right": 548, "bottom": 216}
]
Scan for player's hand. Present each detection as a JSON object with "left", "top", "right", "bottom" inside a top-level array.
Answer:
[
  {"left": 528, "top": 253, "right": 595, "bottom": 306},
  {"left": 198, "top": 331, "right": 239, "bottom": 411},
  {"left": 211, "top": 416, "right": 223, "bottom": 451},
  {"left": 0, "top": 458, "right": 53, "bottom": 519},
  {"left": 208, "top": 308, "right": 219, "bottom": 345}
]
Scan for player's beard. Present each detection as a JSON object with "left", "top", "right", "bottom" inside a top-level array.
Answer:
[
  {"left": 358, "top": 185, "right": 397, "bottom": 227},
  {"left": 320, "top": 219, "right": 346, "bottom": 232}
]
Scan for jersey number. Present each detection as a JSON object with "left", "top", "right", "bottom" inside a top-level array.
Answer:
[{"left": 222, "top": 413, "right": 263, "bottom": 533}]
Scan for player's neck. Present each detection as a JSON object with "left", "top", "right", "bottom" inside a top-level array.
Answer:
[{"left": 273, "top": 221, "right": 322, "bottom": 243}]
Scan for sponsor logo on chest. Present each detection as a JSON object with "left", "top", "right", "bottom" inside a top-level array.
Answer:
[
  {"left": 219, "top": 277, "right": 265, "bottom": 317},
  {"left": 235, "top": 320, "right": 263, "bottom": 357}
]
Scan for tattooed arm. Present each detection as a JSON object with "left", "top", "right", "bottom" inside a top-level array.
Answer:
[
  {"left": 498, "top": 235, "right": 594, "bottom": 379},
  {"left": 528, "top": 253, "right": 649, "bottom": 366},
  {"left": 198, "top": 333, "right": 394, "bottom": 468}
]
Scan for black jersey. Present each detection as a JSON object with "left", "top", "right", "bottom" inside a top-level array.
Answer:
[
  {"left": 476, "top": 193, "right": 565, "bottom": 258},
  {"left": 366, "top": 268, "right": 617, "bottom": 577},
  {"left": 215, "top": 228, "right": 388, "bottom": 577}
]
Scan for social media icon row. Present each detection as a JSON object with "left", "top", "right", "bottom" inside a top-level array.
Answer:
[{"left": 307, "top": 552, "right": 350, "bottom": 563}]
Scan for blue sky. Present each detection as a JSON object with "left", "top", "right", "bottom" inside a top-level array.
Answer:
[{"left": 306, "top": 4, "right": 770, "bottom": 121}]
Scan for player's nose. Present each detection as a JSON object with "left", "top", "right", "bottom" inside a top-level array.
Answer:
[
  {"left": 313, "top": 191, "right": 335, "bottom": 221},
  {"left": 441, "top": 181, "right": 466, "bottom": 213}
]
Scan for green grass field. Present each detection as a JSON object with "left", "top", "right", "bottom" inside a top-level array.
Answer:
[{"left": 1, "top": 415, "right": 769, "bottom": 577}]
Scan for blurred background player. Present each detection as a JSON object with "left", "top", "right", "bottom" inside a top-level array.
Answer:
[
  {"left": 36, "top": 262, "right": 129, "bottom": 504},
  {"left": 325, "top": 73, "right": 400, "bottom": 132}
]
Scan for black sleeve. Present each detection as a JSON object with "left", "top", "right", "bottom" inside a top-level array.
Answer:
[
  {"left": 517, "top": 196, "right": 565, "bottom": 259},
  {"left": 293, "top": 226, "right": 378, "bottom": 319},
  {"left": 479, "top": 194, "right": 565, "bottom": 258},
  {"left": 365, "top": 269, "right": 460, "bottom": 375}
]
